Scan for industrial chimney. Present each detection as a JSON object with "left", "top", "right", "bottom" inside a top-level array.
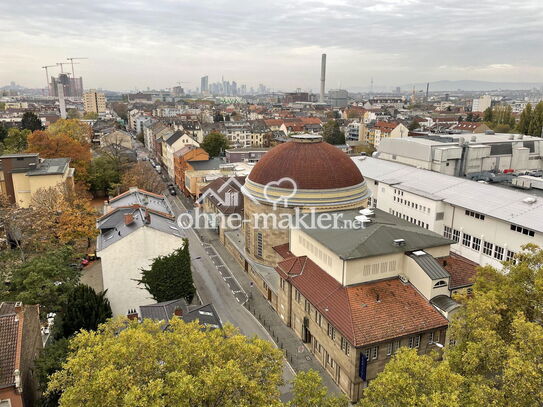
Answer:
[{"left": 320, "top": 53, "right": 326, "bottom": 103}]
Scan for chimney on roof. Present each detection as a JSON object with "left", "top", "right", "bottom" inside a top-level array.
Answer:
[
  {"left": 14, "top": 301, "right": 23, "bottom": 316},
  {"left": 144, "top": 209, "right": 151, "bottom": 224},
  {"left": 127, "top": 309, "right": 139, "bottom": 321},
  {"left": 443, "top": 259, "right": 447, "bottom": 267},
  {"left": 124, "top": 213, "right": 134, "bottom": 226},
  {"left": 173, "top": 307, "right": 183, "bottom": 317}
]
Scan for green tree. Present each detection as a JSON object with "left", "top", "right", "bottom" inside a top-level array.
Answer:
[
  {"left": 201, "top": 132, "right": 229, "bottom": 157},
  {"left": 83, "top": 111, "right": 98, "bottom": 120},
  {"left": 483, "top": 106, "right": 493, "bottom": 123},
  {"left": 47, "top": 318, "right": 284, "bottom": 407},
  {"left": 67, "top": 109, "right": 80, "bottom": 119},
  {"left": 2, "top": 128, "right": 30, "bottom": 152},
  {"left": 139, "top": 239, "right": 195, "bottom": 303},
  {"left": 408, "top": 119, "right": 419, "bottom": 131},
  {"left": 446, "top": 245, "right": 543, "bottom": 406},
  {"left": 21, "top": 111, "right": 44, "bottom": 131},
  {"left": 358, "top": 348, "right": 463, "bottom": 407},
  {"left": 34, "top": 338, "right": 69, "bottom": 407},
  {"left": 289, "top": 370, "right": 349, "bottom": 407},
  {"left": 528, "top": 101, "right": 543, "bottom": 137},
  {"left": 0, "top": 122, "right": 8, "bottom": 142},
  {"left": 56, "top": 284, "right": 112, "bottom": 339},
  {"left": 88, "top": 156, "right": 121, "bottom": 194},
  {"left": 322, "top": 120, "right": 345, "bottom": 145},
  {"left": 7, "top": 247, "right": 80, "bottom": 314},
  {"left": 517, "top": 103, "right": 533, "bottom": 135}
]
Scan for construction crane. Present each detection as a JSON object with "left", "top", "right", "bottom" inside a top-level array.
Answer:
[
  {"left": 56, "top": 62, "right": 76, "bottom": 73},
  {"left": 66, "top": 57, "right": 88, "bottom": 77},
  {"left": 42, "top": 65, "right": 56, "bottom": 95}
]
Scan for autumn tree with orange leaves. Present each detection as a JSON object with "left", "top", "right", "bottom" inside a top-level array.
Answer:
[{"left": 27, "top": 130, "right": 91, "bottom": 184}]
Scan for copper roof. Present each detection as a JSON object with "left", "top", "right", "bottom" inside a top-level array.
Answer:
[
  {"left": 248, "top": 140, "right": 364, "bottom": 189},
  {"left": 276, "top": 257, "right": 448, "bottom": 347}
]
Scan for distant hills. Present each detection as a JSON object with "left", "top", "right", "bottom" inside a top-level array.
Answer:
[{"left": 404, "top": 80, "right": 543, "bottom": 92}]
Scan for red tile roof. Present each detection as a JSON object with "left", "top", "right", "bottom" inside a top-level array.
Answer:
[
  {"left": 273, "top": 243, "right": 295, "bottom": 259},
  {"left": 439, "top": 253, "right": 478, "bottom": 289},
  {"left": 276, "top": 256, "right": 448, "bottom": 347},
  {"left": 0, "top": 303, "right": 19, "bottom": 387},
  {"left": 374, "top": 121, "right": 399, "bottom": 132}
]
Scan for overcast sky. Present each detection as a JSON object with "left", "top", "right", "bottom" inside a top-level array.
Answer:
[{"left": 1, "top": 0, "right": 542, "bottom": 92}]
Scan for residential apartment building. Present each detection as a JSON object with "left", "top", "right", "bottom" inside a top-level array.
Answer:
[
  {"left": 0, "top": 154, "right": 74, "bottom": 207},
  {"left": 161, "top": 130, "right": 200, "bottom": 179},
  {"left": 225, "top": 147, "right": 269, "bottom": 163},
  {"left": 97, "top": 188, "right": 184, "bottom": 316},
  {"left": 354, "top": 156, "right": 543, "bottom": 269},
  {"left": 377, "top": 133, "right": 543, "bottom": 176},
  {"left": 173, "top": 146, "right": 209, "bottom": 189},
  {"left": 472, "top": 95, "right": 492, "bottom": 112},
  {"left": 366, "top": 121, "right": 408, "bottom": 147},
  {"left": 83, "top": 91, "right": 106, "bottom": 114}
]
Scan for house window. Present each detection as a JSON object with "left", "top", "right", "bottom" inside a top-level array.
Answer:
[
  {"left": 371, "top": 346, "right": 379, "bottom": 360},
  {"left": 387, "top": 342, "right": 393, "bottom": 356},
  {"left": 483, "top": 241, "right": 493, "bottom": 256},
  {"left": 443, "top": 226, "right": 452, "bottom": 239},
  {"left": 393, "top": 340, "right": 400, "bottom": 352},
  {"left": 462, "top": 233, "right": 472, "bottom": 247},
  {"left": 494, "top": 245, "right": 504, "bottom": 260},
  {"left": 452, "top": 229, "right": 460, "bottom": 243},
  {"left": 304, "top": 299, "right": 311, "bottom": 313},
  {"left": 510, "top": 224, "right": 535, "bottom": 237},
  {"left": 506, "top": 250, "right": 516, "bottom": 262},
  {"left": 362, "top": 348, "right": 371, "bottom": 362},
  {"left": 429, "top": 332, "right": 434, "bottom": 343},
  {"left": 315, "top": 310, "right": 322, "bottom": 327},
  {"left": 434, "top": 280, "right": 447, "bottom": 288},
  {"left": 341, "top": 337, "right": 350, "bottom": 355},
  {"left": 327, "top": 323, "right": 335, "bottom": 340},
  {"left": 256, "top": 232, "right": 263, "bottom": 258},
  {"left": 472, "top": 237, "right": 481, "bottom": 252},
  {"left": 408, "top": 335, "right": 421, "bottom": 348},
  {"left": 295, "top": 289, "right": 301, "bottom": 303},
  {"left": 280, "top": 278, "right": 285, "bottom": 290},
  {"left": 465, "top": 210, "right": 485, "bottom": 220},
  {"left": 434, "top": 331, "right": 440, "bottom": 344}
]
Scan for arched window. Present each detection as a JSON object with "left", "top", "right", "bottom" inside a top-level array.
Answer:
[{"left": 433, "top": 280, "right": 447, "bottom": 288}]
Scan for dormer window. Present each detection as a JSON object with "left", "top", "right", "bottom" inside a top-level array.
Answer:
[{"left": 433, "top": 280, "right": 447, "bottom": 288}]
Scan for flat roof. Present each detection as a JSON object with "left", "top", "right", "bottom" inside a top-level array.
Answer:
[{"left": 354, "top": 157, "right": 543, "bottom": 233}]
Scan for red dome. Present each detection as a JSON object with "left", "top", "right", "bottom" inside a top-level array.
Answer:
[{"left": 248, "top": 139, "right": 364, "bottom": 189}]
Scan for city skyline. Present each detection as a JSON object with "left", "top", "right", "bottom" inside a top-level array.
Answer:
[{"left": 1, "top": 0, "right": 542, "bottom": 92}]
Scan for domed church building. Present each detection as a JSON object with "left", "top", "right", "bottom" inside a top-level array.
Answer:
[{"left": 242, "top": 134, "right": 371, "bottom": 266}]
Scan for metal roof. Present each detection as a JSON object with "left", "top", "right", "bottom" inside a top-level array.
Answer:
[
  {"left": 406, "top": 251, "right": 450, "bottom": 280},
  {"left": 354, "top": 157, "right": 543, "bottom": 233},
  {"left": 26, "top": 158, "right": 70, "bottom": 176}
]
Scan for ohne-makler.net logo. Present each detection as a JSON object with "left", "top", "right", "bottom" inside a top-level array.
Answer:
[{"left": 178, "top": 176, "right": 366, "bottom": 231}]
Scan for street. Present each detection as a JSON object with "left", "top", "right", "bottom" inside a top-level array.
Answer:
[{"left": 164, "top": 185, "right": 295, "bottom": 400}]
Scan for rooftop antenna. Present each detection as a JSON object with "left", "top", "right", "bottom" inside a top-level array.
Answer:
[{"left": 66, "top": 57, "right": 88, "bottom": 77}]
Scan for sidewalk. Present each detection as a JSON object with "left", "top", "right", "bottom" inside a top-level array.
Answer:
[{"left": 198, "top": 226, "right": 343, "bottom": 396}]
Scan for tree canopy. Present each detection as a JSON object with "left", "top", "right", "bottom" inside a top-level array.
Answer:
[
  {"left": 139, "top": 239, "right": 195, "bottom": 303},
  {"left": 21, "top": 111, "right": 44, "bottom": 131},
  {"left": 119, "top": 162, "right": 163, "bottom": 195},
  {"left": 56, "top": 284, "right": 112, "bottom": 339},
  {"left": 88, "top": 156, "right": 122, "bottom": 194},
  {"left": 357, "top": 245, "right": 543, "bottom": 407},
  {"left": 289, "top": 370, "right": 349, "bottom": 407},
  {"left": 47, "top": 318, "right": 285, "bottom": 407},
  {"left": 322, "top": 120, "right": 345, "bottom": 145},
  {"left": 47, "top": 119, "right": 93, "bottom": 143},
  {"left": 201, "top": 131, "right": 229, "bottom": 157},
  {"left": 1, "top": 128, "right": 30, "bottom": 153}
]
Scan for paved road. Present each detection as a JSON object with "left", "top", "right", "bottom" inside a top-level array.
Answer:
[{"left": 165, "top": 192, "right": 295, "bottom": 400}]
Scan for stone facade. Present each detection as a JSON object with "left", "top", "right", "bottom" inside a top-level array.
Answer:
[{"left": 278, "top": 278, "right": 447, "bottom": 401}]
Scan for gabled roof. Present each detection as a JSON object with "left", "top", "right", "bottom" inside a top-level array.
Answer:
[
  {"left": 0, "top": 303, "right": 18, "bottom": 387},
  {"left": 440, "top": 253, "right": 478, "bottom": 289},
  {"left": 276, "top": 258, "right": 448, "bottom": 347},
  {"left": 139, "top": 300, "right": 222, "bottom": 329}
]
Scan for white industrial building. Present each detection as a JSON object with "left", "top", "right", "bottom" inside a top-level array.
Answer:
[
  {"left": 377, "top": 133, "right": 543, "bottom": 176},
  {"left": 353, "top": 157, "right": 543, "bottom": 269}
]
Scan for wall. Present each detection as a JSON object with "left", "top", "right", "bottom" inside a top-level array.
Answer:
[{"left": 99, "top": 227, "right": 184, "bottom": 316}]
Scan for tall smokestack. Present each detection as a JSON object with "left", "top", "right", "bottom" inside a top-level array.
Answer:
[
  {"left": 57, "top": 81, "right": 67, "bottom": 119},
  {"left": 320, "top": 53, "right": 326, "bottom": 103}
]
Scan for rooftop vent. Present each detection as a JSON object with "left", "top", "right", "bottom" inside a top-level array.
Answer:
[
  {"left": 359, "top": 208, "right": 375, "bottom": 217},
  {"left": 393, "top": 238, "right": 406, "bottom": 246},
  {"left": 412, "top": 250, "right": 426, "bottom": 256},
  {"left": 522, "top": 197, "right": 537, "bottom": 204},
  {"left": 355, "top": 215, "right": 372, "bottom": 226},
  {"left": 399, "top": 274, "right": 409, "bottom": 284}
]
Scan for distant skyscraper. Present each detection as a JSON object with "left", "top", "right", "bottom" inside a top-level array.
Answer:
[
  {"left": 200, "top": 75, "right": 209, "bottom": 93},
  {"left": 50, "top": 73, "right": 83, "bottom": 97}
]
